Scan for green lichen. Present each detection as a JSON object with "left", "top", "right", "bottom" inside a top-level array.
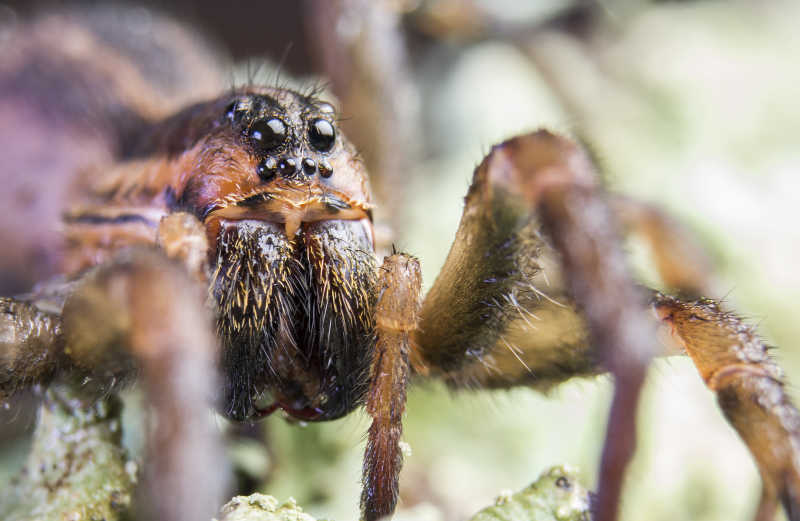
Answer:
[
  {"left": 469, "top": 466, "right": 592, "bottom": 521},
  {"left": 215, "top": 466, "right": 590, "bottom": 521},
  {"left": 0, "top": 385, "right": 136, "bottom": 521},
  {"left": 216, "top": 494, "right": 323, "bottom": 521}
]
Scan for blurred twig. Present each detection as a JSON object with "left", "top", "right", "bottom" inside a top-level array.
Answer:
[{"left": 305, "top": 0, "right": 420, "bottom": 247}]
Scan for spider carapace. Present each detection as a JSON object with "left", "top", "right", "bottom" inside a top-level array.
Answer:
[{"left": 65, "top": 87, "right": 380, "bottom": 422}]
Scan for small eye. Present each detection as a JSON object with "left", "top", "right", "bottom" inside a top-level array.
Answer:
[
  {"left": 257, "top": 157, "right": 277, "bottom": 181},
  {"left": 308, "top": 119, "right": 335, "bottom": 152},
  {"left": 250, "top": 118, "right": 287, "bottom": 151},
  {"left": 224, "top": 101, "right": 238, "bottom": 120},
  {"left": 225, "top": 99, "right": 250, "bottom": 122}
]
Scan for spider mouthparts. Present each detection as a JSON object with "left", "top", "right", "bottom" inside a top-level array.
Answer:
[
  {"left": 252, "top": 402, "right": 281, "bottom": 419},
  {"left": 209, "top": 189, "right": 373, "bottom": 242},
  {"left": 284, "top": 214, "right": 302, "bottom": 240},
  {"left": 253, "top": 401, "right": 324, "bottom": 421}
]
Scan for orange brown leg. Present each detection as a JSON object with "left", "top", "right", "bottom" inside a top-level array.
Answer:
[
  {"left": 59, "top": 248, "right": 226, "bottom": 521},
  {"left": 362, "top": 253, "right": 422, "bottom": 521},
  {"left": 654, "top": 294, "right": 800, "bottom": 521},
  {"left": 610, "top": 194, "right": 716, "bottom": 297}
]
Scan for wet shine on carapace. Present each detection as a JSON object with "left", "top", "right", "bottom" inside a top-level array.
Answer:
[{"left": 64, "top": 86, "right": 379, "bottom": 421}]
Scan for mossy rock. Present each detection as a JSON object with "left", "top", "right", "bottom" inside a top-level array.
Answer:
[
  {"left": 216, "top": 494, "right": 324, "bottom": 521},
  {"left": 469, "top": 465, "right": 592, "bottom": 521},
  {"left": 0, "top": 386, "right": 135, "bottom": 521}
]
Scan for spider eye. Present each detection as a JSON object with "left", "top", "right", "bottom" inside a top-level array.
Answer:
[
  {"left": 250, "top": 118, "right": 287, "bottom": 151},
  {"left": 224, "top": 101, "right": 237, "bottom": 120},
  {"left": 317, "top": 102, "right": 335, "bottom": 114},
  {"left": 308, "top": 119, "right": 335, "bottom": 152},
  {"left": 225, "top": 99, "right": 251, "bottom": 123}
]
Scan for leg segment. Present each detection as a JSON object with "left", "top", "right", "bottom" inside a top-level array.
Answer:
[
  {"left": 415, "top": 130, "right": 800, "bottom": 521},
  {"left": 655, "top": 294, "right": 800, "bottom": 521},
  {"left": 417, "top": 131, "right": 657, "bottom": 521},
  {"left": 362, "top": 253, "right": 422, "bottom": 521},
  {"left": 2, "top": 244, "right": 227, "bottom": 521},
  {"left": 416, "top": 134, "right": 596, "bottom": 389},
  {"left": 530, "top": 138, "right": 656, "bottom": 521},
  {"left": 610, "top": 195, "right": 715, "bottom": 297},
  {"left": 0, "top": 297, "right": 63, "bottom": 401},
  {"left": 61, "top": 248, "right": 227, "bottom": 521}
]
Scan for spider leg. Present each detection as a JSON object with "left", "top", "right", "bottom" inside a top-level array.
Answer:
[
  {"left": 362, "top": 253, "right": 422, "bottom": 521},
  {"left": 66, "top": 248, "right": 228, "bottom": 521},
  {"left": 415, "top": 130, "right": 800, "bottom": 521},
  {"left": 0, "top": 297, "right": 64, "bottom": 400},
  {"left": 654, "top": 294, "right": 800, "bottom": 521},
  {"left": 2, "top": 213, "right": 226, "bottom": 521},
  {"left": 415, "top": 134, "right": 593, "bottom": 388},
  {"left": 416, "top": 131, "right": 658, "bottom": 521},
  {"left": 66, "top": 213, "right": 226, "bottom": 521},
  {"left": 610, "top": 194, "right": 716, "bottom": 297}
]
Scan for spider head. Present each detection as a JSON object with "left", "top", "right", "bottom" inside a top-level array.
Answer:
[
  {"left": 153, "top": 87, "right": 373, "bottom": 243},
  {"left": 158, "top": 88, "right": 379, "bottom": 422},
  {"left": 202, "top": 88, "right": 374, "bottom": 240}
]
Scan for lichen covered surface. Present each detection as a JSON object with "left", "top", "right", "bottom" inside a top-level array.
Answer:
[
  {"left": 0, "top": 385, "right": 135, "bottom": 521},
  {"left": 216, "top": 494, "right": 323, "bottom": 521},
  {"left": 469, "top": 466, "right": 592, "bottom": 521}
]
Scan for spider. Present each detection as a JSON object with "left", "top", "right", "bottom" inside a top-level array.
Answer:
[{"left": 0, "top": 4, "right": 798, "bottom": 521}]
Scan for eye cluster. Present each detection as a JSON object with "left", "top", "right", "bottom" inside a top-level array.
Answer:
[{"left": 224, "top": 95, "right": 338, "bottom": 182}]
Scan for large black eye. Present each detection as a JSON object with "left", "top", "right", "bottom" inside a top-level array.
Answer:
[
  {"left": 308, "top": 119, "right": 336, "bottom": 152},
  {"left": 249, "top": 118, "right": 287, "bottom": 151}
]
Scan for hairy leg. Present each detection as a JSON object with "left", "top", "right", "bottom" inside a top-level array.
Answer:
[
  {"left": 416, "top": 130, "right": 655, "bottom": 521},
  {"left": 415, "top": 130, "right": 800, "bottom": 521},
  {"left": 62, "top": 249, "right": 227, "bottom": 521},
  {"left": 655, "top": 294, "right": 800, "bottom": 521},
  {"left": 524, "top": 136, "right": 656, "bottom": 521},
  {"left": 362, "top": 253, "right": 422, "bottom": 521}
]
